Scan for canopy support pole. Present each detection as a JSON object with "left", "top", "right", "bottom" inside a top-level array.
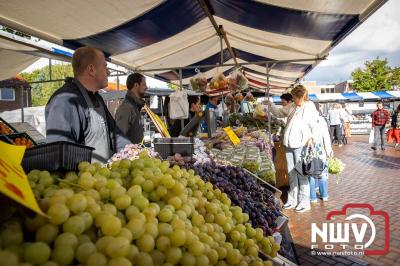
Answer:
[
  {"left": 134, "top": 57, "right": 325, "bottom": 73},
  {"left": 265, "top": 64, "right": 272, "bottom": 141},
  {"left": 179, "top": 68, "right": 185, "bottom": 130},
  {"left": 49, "top": 59, "right": 52, "bottom": 80},
  {"left": 20, "top": 86, "right": 25, "bottom": 123}
]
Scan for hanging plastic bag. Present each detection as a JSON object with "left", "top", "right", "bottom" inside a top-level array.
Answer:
[
  {"left": 209, "top": 71, "right": 227, "bottom": 91},
  {"left": 368, "top": 129, "right": 375, "bottom": 144},
  {"left": 228, "top": 69, "right": 248, "bottom": 92},
  {"left": 387, "top": 128, "right": 394, "bottom": 143},
  {"left": 189, "top": 69, "right": 207, "bottom": 92},
  {"left": 168, "top": 90, "right": 189, "bottom": 120}
]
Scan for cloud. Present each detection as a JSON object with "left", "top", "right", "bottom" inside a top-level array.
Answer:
[{"left": 307, "top": 0, "right": 400, "bottom": 84}]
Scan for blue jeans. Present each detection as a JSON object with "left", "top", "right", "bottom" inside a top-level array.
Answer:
[{"left": 309, "top": 168, "right": 328, "bottom": 200}]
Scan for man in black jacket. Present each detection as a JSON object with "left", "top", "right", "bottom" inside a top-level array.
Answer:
[
  {"left": 45, "top": 46, "right": 130, "bottom": 163},
  {"left": 115, "top": 73, "right": 147, "bottom": 144}
]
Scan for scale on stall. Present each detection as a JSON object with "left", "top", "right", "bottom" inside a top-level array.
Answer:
[{"left": 180, "top": 111, "right": 204, "bottom": 137}]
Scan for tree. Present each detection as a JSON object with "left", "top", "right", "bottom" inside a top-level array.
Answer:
[
  {"left": 351, "top": 57, "right": 392, "bottom": 92},
  {"left": 21, "top": 63, "right": 73, "bottom": 106}
]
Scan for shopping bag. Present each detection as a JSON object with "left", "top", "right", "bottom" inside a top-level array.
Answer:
[
  {"left": 168, "top": 90, "right": 189, "bottom": 120},
  {"left": 189, "top": 70, "right": 207, "bottom": 92},
  {"left": 387, "top": 128, "right": 394, "bottom": 144},
  {"left": 368, "top": 129, "right": 375, "bottom": 144},
  {"left": 303, "top": 143, "right": 325, "bottom": 177}
]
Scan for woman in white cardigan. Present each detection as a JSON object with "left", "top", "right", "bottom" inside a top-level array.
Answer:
[{"left": 269, "top": 85, "right": 319, "bottom": 212}]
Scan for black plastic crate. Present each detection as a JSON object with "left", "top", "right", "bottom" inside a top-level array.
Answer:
[
  {"left": 0, "top": 117, "right": 17, "bottom": 135},
  {"left": 22, "top": 141, "right": 94, "bottom": 172},
  {"left": 154, "top": 137, "right": 194, "bottom": 159},
  {"left": 4, "top": 132, "right": 37, "bottom": 147}
]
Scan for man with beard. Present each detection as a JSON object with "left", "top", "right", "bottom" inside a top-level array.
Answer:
[
  {"left": 45, "top": 46, "right": 130, "bottom": 163},
  {"left": 115, "top": 73, "right": 148, "bottom": 144}
]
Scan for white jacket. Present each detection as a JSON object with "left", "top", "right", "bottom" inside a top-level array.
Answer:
[
  {"left": 270, "top": 101, "right": 319, "bottom": 149},
  {"left": 315, "top": 116, "right": 333, "bottom": 158}
]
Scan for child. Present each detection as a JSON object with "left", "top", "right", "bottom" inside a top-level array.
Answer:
[{"left": 310, "top": 116, "right": 333, "bottom": 202}]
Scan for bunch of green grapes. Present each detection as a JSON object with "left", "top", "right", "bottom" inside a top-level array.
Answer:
[{"left": 0, "top": 152, "right": 279, "bottom": 265}]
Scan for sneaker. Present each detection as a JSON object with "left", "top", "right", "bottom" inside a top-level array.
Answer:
[
  {"left": 310, "top": 199, "right": 318, "bottom": 203},
  {"left": 381, "top": 147, "right": 386, "bottom": 151},
  {"left": 371, "top": 147, "right": 377, "bottom": 150},
  {"left": 322, "top": 197, "right": 329, "bottom": 202},
  {"left": 338, "top": 144, "right": 343, "bottom": 147},
  {"left": 295, "top": 206, "right": 311, "bottom": 213},
  {"left": 283, "top": 203, "right": 295, "bottom": 209}
]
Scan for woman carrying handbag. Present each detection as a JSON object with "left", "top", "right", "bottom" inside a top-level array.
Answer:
[
  {"left": 268, "top": 85, "right": 319, "bottom": 213},
  {"left": 308, "top": 116, "right": 333, "bottom": 203}
]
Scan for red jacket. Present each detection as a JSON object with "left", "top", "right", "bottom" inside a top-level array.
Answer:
[{"left": 372, "top": 109, "right": 390, "bottom": 126}]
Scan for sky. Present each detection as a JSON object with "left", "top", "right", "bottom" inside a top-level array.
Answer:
[
  {"left": 305, "top": 0, "right": 400, "bottom": 85},
  {"left": 22, "top": 0, "right": 399, "bottom": 88}
]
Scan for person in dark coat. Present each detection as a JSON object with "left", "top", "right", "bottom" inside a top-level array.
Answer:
[
  {"left": 115, "top": 73, "right": 147, "bottom": 144},
  {"left": 45, "top": 46, "right": 130, "bottom": 163}
]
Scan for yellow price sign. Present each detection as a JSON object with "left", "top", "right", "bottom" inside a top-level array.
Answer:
[
  {"left": 223, "top": 127, "right": 241, "bottom": 145},
  {"left": 0, "top": 140, "right": 45, "bottom": 216}
]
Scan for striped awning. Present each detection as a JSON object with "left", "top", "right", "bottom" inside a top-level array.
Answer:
[
  {"left": 271, "top": 90, "right": 400, "bottom": 103},
  {"left": 0, "top": 0, "right": 387, "bottom": 90}
]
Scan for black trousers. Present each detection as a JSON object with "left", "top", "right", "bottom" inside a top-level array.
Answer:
[{"left": 330, "top": 125, "right": 342, "bottom": 144}]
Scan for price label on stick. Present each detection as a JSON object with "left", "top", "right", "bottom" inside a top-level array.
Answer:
[
  {"left": 0, "top": 140, "right": 45, "bottom": 216},
  {"left": 223, "top": 127, "right": 241, "bottom": 145}
]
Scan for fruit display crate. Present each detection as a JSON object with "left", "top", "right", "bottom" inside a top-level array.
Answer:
[
  {"left": 154, "top": 137, "right": 194, "bottom": 159},
  {"left": 22, "top": 141, "right": 94, "bottom": 172},
  {"left": 0, "top": 132, "right": 37, "bottom": 148},
  {"left": 0, "top": 116, "right": 18, "bottom": 135}
]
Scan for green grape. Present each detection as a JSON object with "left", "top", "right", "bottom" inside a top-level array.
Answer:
[
  {"left": 47, "top": 204, "right": 70, "bottom": 225},
  {"left": 23, "top": 242, "right": 51, "bottom": 265},
  {"left": 181, "top": 252, "right": 196, "bottom": 266},
  {"left": 195, "top": 254, "right": 209, "bottom": 266},
  {"left": 79, "top": 212, "right": 93, "bottom": 230},
  {"left": 127, "top": 185, "right": 142, "bottom": 199},
  {"left": 227, "top": 248, "right": 242, "bottom": 265},
  {"left": 101, "top": 216, "right": 121, "bottom": 236},
  {"left": 86, "top": 203, "right": 101, "bottom": 217},
  {"left": 108, "top": 257, "right": 132, "bottom": 266},
  {"left": 66, "top": 193, "right": 87, "bottom": 214},
  {"left": 156, "top": 186, "right": 168, "bottom": 198},
  {"left": 76, "top": 242, "right": 97, "bottom": 263},
  {"left": 156, "top": 236, "right": 170, "bottom": 252},
  {"left": 78, "top": 234, "right": 92, "bottom": 245},
  {"left": 35, "top": 223, "right": 59, "bottom": 244},
  {"left": 158, "top": 208, "right": 173, "bottom": 223},
  {"left": 142, "top": 179, "right": 155, "bottom": 193},
  {"left": 168, "top": 196, "right": 182, "bottom": 209},
  {"left": 188, "top": 241, "right": 204, "bottom": 256},
  {"left": 165, "top": 247, "right": 182, "bottom": 264},
  {"left": 103, "top": 203, "right": 117, "bottom": 216},
  {"left": 54, "top": 232, "right": 78, "bottom": 249},
  {"left": 158, "top": 223, "right": 173, "bottom": 236},
  {"left": 132, "top": 196, "right": 149, "bottom": 211},
  {"left": 126, "top": 244, "right": 139, "bottom": 261},
  {"left": 114, "top": 195, "right": 131, "bottom": 210},
  {"left": 1, "top": 227, "right": 23, "bottom": 247},
  {"left": 0, "top": 250, "right": 19, "bottom": 266},
  {"left": 62, "top": 216, "right": 85, "bottom": 235},
  {"left": 96, "top": 236, "right": 114, "bottom": 253},
  {"left": 84, "top": 252, "right": 106, "bottom": 266},
  {"left": 136, "top": 252, "right": 153, "bottom": 266},
  {"left": 105, "top": 236, "right": 130, "bottom": 258},
  {"left": 51, "top": 245, "right": 74, "bottom": 266},
  {"left": 144, "top": 223, "right": 159, "bottom": 238},
  {"left": 125, "top": 205, "right": 140, "bottom": 220},
  {"left": 137, "top": 233, "right": 155, "bottom": 252},
  {"left": 126, "top": 219, "right": 145, "bottom": 239},
  {"left": 170, "top": 229, "right": 186, "bottom": 247},
  {"left": 41, "top": 261, "right": 59, "bottom": 266}
]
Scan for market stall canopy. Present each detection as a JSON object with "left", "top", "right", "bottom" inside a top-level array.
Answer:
[
  {"left": 0, "top": 0, "right": 386, "bottom": 91},
  {"left": 271, "top": 91, "right": 400, "bottom": 103}
]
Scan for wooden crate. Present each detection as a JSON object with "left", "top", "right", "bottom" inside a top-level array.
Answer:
[{"left": 274, "top": 141, "right": 289, "bottom": 188}]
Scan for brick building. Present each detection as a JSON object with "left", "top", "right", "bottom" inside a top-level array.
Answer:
[{"left": 0, "top": 77, "right": 32, "bottom": 112}]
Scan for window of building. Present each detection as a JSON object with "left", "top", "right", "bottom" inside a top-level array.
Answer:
[{"left": 0, "top": 88, "right": 15, "bottom": 101}]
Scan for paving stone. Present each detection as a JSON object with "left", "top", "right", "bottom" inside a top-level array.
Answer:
[{"left": 283, "top": 136, "right": 400, "bottom": 266}]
